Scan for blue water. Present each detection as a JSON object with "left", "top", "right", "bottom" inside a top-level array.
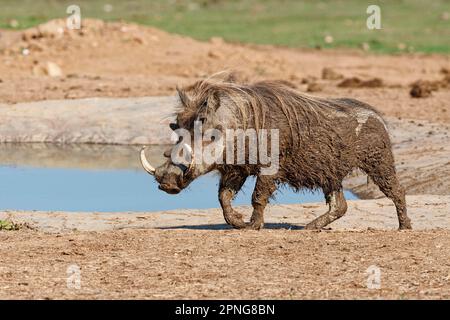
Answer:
[{"left": 0, "top": 164, "right": 357, "bottom": 212}]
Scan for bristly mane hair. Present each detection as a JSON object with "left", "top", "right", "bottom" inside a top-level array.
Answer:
[
  {"left": 175, "top": 72, "right": 335, "bottom": 135},
  {"left": 175, "top": 71, "right": 386, "bottom": 146}
]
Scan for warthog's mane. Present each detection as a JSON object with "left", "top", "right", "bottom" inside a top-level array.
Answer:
[{"left": 175, "top": 72, "right": 385, "bottom": 142}]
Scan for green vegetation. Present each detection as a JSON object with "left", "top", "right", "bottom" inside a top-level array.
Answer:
[
  {"left": 0, "top": 0, "right": 449, "bottom": 53},
  {"left": 0, "top": 219, "right": 22, "bottom": 231}
]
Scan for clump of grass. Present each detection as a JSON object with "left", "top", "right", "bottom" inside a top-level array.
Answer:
[{"left": 0, "top": 219, "right": 26, "bottom": 231}]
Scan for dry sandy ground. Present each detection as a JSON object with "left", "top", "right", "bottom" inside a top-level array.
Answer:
[
  {"left": 2, "top": 195, "right": 449, "bottom": 233},
  {"left": 1, "top": 229, "right": 449, "bottom": 299},
  {"left": 0, "top": 19, "right": 450, "bottom": 299},
  {"left": 1, "top": 195, "right": 450, "bottom": 299}
]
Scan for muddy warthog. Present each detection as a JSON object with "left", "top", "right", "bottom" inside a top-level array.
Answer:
[{"left": 140, "top": 74, "right": 412, "bottom": 230}]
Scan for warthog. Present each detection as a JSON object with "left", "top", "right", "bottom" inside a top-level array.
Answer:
[{"left": 140, "top": 74, "right": 412, "bottom": 230}]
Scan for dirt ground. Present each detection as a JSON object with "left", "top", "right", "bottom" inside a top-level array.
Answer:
[
  {"left": 1, "top": 19, "right": 450, "bottom": 300},
  {"left": 1, "top": 228, "right": 449, "bottom": 299}
]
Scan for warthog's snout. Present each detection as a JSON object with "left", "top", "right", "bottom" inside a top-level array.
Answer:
[
  {"left": 158, "top": 183, "right": 181, "bottom": 194},
  {"left": 140, "top": 146, "right": 195, "bottom": 195},
  {"left": 154, "top": 163, "right": 184, "bottom": 194}
]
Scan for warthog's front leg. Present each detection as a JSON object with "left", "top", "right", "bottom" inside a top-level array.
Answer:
[
  {"left": 218, "top": 172, "right": 248, "bottom": 229},
  {"left": 246, "top": 176, "right": 276, "bottom": 230}
]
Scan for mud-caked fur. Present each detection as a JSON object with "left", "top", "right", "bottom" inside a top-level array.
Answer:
[{"left": 151, "top": 73, "right": 412, "bottom": 230}]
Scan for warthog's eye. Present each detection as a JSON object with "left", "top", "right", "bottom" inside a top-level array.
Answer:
[{"left": 169, "top": 123, "right": 179, "bottom": 131}]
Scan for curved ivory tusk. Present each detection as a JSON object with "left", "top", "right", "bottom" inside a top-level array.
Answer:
[
  {"left": 140, "top": 147, "right": 156, "bottom": 175},
  {"left": 183, "top": 143, "right": 195, "bottom": 172}
]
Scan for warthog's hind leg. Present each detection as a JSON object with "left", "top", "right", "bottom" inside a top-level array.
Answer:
[
  {"left": 362, "top": 165, "right": 412, "bottom": 230},
  {"left": 358, "top": 142, "right": 412, "bottom": 230},
  {"left": 305, "top": 189, "right": 348, "bottom": 230}
]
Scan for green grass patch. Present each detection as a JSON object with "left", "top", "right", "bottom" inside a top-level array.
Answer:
[
  {"left": 0, "top": 0, "right": 449, "bottom": 54},
  {"left": 0, "top": 219, "right": 22, "bottom": 231}
]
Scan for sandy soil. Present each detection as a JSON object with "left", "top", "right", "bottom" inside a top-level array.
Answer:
[
  {"left": 2, "top": 195, "right": 449, "bottom": 233},
  {"left": 1, "top": 195, "right": 450, "bottom": 299},
  {"left": 1, "top": 228, "right": 449, "bottom": 299},
  {"left": 1, "top": 19, "right": 450, "bottom": 300}
]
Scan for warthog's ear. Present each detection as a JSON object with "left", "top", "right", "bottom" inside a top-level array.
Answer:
[
  {"left": 176, "top": 86, "right": 190, "bottom": 107},
  {"left": 207, "top": 90, "right": 221, "bottom": 111}
]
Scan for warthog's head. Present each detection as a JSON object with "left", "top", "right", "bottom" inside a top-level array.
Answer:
[{"left": 140, "top": 78, "right": 237, "bottom": 194}]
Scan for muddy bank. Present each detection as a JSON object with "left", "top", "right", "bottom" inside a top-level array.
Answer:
[
  {"left": 0, "top": 97, "right": 175, "bottom": 145},
  {"left": 2, "top": 195, "right": 449, "bottom": 233},
  {"left": 0, "top": 143, "right": 167, "bottom": 170}
]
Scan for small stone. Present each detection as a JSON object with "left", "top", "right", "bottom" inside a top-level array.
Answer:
[
  {"left": 306, "top": 82, "right": 323, "bottom": 92},
  {"left": 9, "top": 19, "right": 19, "bottom": 28},
  {"left": 132, "top": 35, "right": 146, "bottom": 45},
  {"left": 33, "top": 62, "right": 63, "bottom": 77},
  {"left": 208, "top": 50, "right": 222, "bottom": 59},
  {"left": 301, "top": 75, "right": 317, "bottom": 84},
  {"left": 324, "top": 35, "right": 334, "bottom": 44},
  {"left": 322, "top": 67, "right": 343, "bottom": 80},
  {"left": 46, "top": 62, "right": 63, "bottom": 77},
  {"left": 361, "top": 42, "right": 370, "bottom": 51},
  {"left": 103, "top": 4, "right": 113, "bottom": 13},
  {"left": 410, "top": 81, "right": 436, "bottom": 98}
]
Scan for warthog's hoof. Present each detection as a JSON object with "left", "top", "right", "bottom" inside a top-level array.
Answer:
[
  {"left": 399, "top": 217, "right": 412, "bottom": 230},
  {"left": 224, "top": 211, "right": 246, "bottom": 229},
  {"left": 244, "top": 221, "right": 264, "bottom": 230},
  {"left": 398, "top": 224, "right": 412, "bottom": 230},
  {"left": 304, "top": 222, "right": 322, "bottom": 230}
]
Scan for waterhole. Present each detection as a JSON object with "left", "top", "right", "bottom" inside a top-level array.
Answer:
[{"left": 0, "top": 143, "right": 357, "bottom": 212}]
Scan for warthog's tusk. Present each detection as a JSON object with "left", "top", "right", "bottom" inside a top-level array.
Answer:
[
  {"left": 140, "top": 147, "right": 156, "bottom": 175},
  {"left": 183, "top": 143, "right": 195, "bottom": 173}
]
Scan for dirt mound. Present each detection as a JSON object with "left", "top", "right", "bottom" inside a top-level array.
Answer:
[
  {"left": 321, "top": 67, "right": 343, "bottom": 80},
  {"left": 306, "top": 82, "right": 323, "bottom": 92},
  {"left": 410, "top": 80, "right": 439, "bottom": 98},
  {"left": 337, "top": 77, "right": 384, "bottom": 88},
  {"left": 409, "top": 74, "right": 450, "bottom": 98}
]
